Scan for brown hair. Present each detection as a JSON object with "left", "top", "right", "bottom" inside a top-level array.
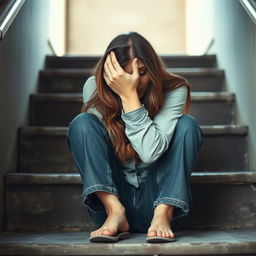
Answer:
[{"left": 81, "top": 31, "right": 191, "bottom": 162}]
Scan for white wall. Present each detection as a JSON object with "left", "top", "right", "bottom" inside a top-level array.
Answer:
[
  {"left": 213, "top": 0, "right": 256, "bottom": 170},
  {"left": 0, "top": 0, "right": 50, "bottom": 231},
  {"left": 186, "top": 0, "right": 256, "bottom": 170}
]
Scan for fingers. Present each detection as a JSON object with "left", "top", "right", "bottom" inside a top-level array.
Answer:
[
  {"left": 103, "top": 71, "right": 110, "bottom": 84},
  {"left": 110, "top": 51, "right": 124, "bottom": 73},
  {"left": 103, "top": 51, "right": 139, "bottom": 83},
  {"left": 106, "top": 53, "right": 116, "bottom": 75},
  {"left": 104, "top": 54, "right": 113, "bottom": 79},
  {"left": 132, "top": 58, "right": 139, "bottom": 77}
]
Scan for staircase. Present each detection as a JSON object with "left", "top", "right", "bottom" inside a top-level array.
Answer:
[{"left": 1, "top": 54, "right": 256, "bottom": 255}]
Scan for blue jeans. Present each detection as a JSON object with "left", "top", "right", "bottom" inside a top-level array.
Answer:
[{"left": 66, "top": 113, "right": 203, "bottom": 233}]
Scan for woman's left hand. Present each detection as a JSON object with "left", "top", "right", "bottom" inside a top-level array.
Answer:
[{"left": 103, "top": 51, "right": 140, "bottom": 100}]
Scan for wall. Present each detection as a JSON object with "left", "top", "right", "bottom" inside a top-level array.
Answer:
[
  {"left": 186, "top": 0, "right": 256, "bottom": 170},
  {"left": 49, "top": 0, "right": 67, "bottom": 56},
  {"left": 185, "top": 0, "right": 215, "bottom": 55},
  {"left": 66, "top": 0, "right": 186, "bottom": 55},
  {"left": 213, "top": 0, "right": 256, "bottom": 170},
  {"left": 0, "top": 0, "right": 50, "bottom": 231}
]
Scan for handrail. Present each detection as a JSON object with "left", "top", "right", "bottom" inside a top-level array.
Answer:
[
  {"left": 0, "top": 0, "right": 26, "bottom": 41},
  {"left": 203, "top": 38, "right": 215, "bottom": 55},
  {"left": 239, "top": 0, "right": 256, "bottom": 25}
]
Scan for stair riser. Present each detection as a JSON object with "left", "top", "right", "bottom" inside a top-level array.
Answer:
[
  {"left": 39, "top": 73, "right": 223, "bottom": 93},
  {"left": 45, "top": 56, "right": 217, "bottom": 69},
  {"left": 19, "top": 134, "right": 75, "bottom": 173},
  {"left": 197, "top": 135, "right": 248, "bottom": 171},
  {"left": 29, "top": 99, "right": 234, "bottom": 126},
  {"left": 5, "top": 183, "right": 256, "bottom": 231},
  {"left": 18, "top": 132, "right": 248, "bottom": 173}
]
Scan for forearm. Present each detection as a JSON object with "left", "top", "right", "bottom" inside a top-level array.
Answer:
[
  {"left": 121, "top": 104, "right": 168, "bottom": 164},
  {"left": 121, "top": 92, "right": 142, "bottom": 113},
  {"left": 121, "top": 86, "right": 188, "bottom": 164}
]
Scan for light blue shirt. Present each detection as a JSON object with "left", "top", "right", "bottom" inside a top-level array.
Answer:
[{"left": 82, "top": 76, "right": 188, "bottom": 188}]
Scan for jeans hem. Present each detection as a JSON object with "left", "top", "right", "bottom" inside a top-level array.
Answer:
[
  {"left": 153, "top": 197, "right": 190, "bottom": 220},
  {"left": 82, "top": 184, "right": 119, "bottom": 211}
]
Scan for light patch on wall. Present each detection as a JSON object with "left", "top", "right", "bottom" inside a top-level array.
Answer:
[
  {"left": 49, "top": 0, "right": 66, "bottom": 56},
  {"left": 66, "top": 0, "right": 186, "bottom": 55},
  {"left": 111, "top": 14, "right": 139, "bottom": 25},
  {"left": 185, "top": 0, "right": 215, "bottom": 55}
]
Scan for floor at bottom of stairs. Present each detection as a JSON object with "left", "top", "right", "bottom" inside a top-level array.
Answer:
[{"left": 0, "top": 229, "right": 256, "bottom": 255}]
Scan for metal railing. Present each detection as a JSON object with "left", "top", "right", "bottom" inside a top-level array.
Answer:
[
  {"left": 239, "top": 0, "right": 256, "bottom": 24},
  {"left": 0, "top": 0, "right": 25, "bottom": 41}
]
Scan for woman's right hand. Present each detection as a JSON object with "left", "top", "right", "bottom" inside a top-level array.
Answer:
[{"left": 103, "top": 51, "right": 140, "bottom": 101}]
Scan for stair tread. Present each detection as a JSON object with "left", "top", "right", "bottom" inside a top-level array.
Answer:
[
  {"left": 40, "top": 67, "right": 224, "bottom": 76},
  {"left": 31, "top": 91, "right": 235, "bottom": 101},
  {"left": 0, "top": 229, "right": 256, "bottom": 255},
  {"left": 5, "top": 171, "right": 256, "bottom": 184},
  {"left": 19, "top": 125, "right": 248, "bottom": 135},
  {"left": 45, "top": 54, "right": 217, "bottom": 69},
  {"left": 46, "top": 54, "right": 217, "bottom": 59}
]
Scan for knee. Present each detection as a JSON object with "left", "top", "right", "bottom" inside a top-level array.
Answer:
[
  {"left": 176, "top": 114, "right": 198, "bottom": 130},
  {"left": 67, "top": 113, "right": 103, "bottom": 138},
  {"left": 176, "top": 115, "right": 203, "bottom": 143}
]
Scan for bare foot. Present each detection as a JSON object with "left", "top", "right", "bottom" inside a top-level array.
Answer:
[
  {"left": 147, "top": 204, "right": 175, "bottom": 239},
  {"left": 90, "top": 206, "right": 129, "bottom": 237}
]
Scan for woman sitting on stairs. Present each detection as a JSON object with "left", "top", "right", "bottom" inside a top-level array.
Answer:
[{"left": 66, "top": 31, "right": 203, "bottom": 243}]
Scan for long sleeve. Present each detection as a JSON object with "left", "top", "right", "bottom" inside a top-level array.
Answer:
[
  {"left": 82, "top": 76, "right": 103, "bottom": 121},
  {"left": 82, "top": 76, "right": 96, "bottom": 103},
  {"left": 121, "top": 86, "right": 188, "bottom": 164}
]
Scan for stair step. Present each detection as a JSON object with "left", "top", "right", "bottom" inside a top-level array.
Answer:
[
  {"left": 29, "top": 92, "right": 235, "bottom": 126},
  {"left": 45, "top": 54, "right": 217, "bottom": 68},
  {"left": 1, "top": 230, "right": 256, "bottom": 256},
  {"left": 6, "top": 171, "right": 256, "bottom": 184},
  {"left": 39, "top": 68, "right": 224, "bottom": 93},
  {"left": 5, "top": 172, "right": 256, "bottom": 231},
  {"left": 18, "top": 125, "right": 248, "bottom": 173}
]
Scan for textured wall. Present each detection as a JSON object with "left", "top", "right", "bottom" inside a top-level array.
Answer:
[{"left": 66, "top": 0, "right": 186, "bottom": 55}]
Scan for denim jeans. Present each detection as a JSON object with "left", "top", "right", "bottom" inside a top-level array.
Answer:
[{"left": 66, "top": 113, "right": 203, "bottom": 233}]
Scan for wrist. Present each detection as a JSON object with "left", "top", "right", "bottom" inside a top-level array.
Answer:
[
  {"left": 121, "top": 92, "right": 142, "bottom": 113},
  {"left": 120, "top": 90, "right": 138, "bottom": 102}
]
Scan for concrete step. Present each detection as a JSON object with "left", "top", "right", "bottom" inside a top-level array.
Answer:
[
  {"left": 39, "top": 68, "right": 224, "bottom": 93},
  {"left": 1, "top": 229, "right": 256, "bottom": 255},
  {"left": 4, "top": 171, "right": 256, "bottom": 231},
  {"left": 18, "top": 125, "right": 248, "bottom": 173},
  {"left": 45, "top": 54, "right": 217, "bottom": 69},
  {"left": 29, "top": 92, "right": 235, "bottom": 126}
]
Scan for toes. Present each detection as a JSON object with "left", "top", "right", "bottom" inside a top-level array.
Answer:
[
  {"left": 90, "top": 229, "right": 104, "bottom": 236},
  {"left": 163, "top": 231, "right": 169, "bottom": 237},
  {"left": 147, "top": 229, "right": 157, "bottom": 237},
  {"left": 169, "top": 231, "right": 175, "bottom": 238},
  {"left": 90, "top": 231, "right": 97, "bottom": 236},
  {"left": 91, "top": 228, "right": 117, "bottom": 237},
  {"left": 156, "top": 230, "right": 162, "bottom": 237},
  {"left": 148, "top": 227, "right": 175, "bottom": 238}
]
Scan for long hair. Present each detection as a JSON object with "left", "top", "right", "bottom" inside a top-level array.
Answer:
[{"left": 81, "top": 31, "right": 191, "bottom": 162}]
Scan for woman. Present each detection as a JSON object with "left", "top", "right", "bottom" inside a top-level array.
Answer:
[{"left": 66, "top": 31, "right": 203, "bottom": 243}]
